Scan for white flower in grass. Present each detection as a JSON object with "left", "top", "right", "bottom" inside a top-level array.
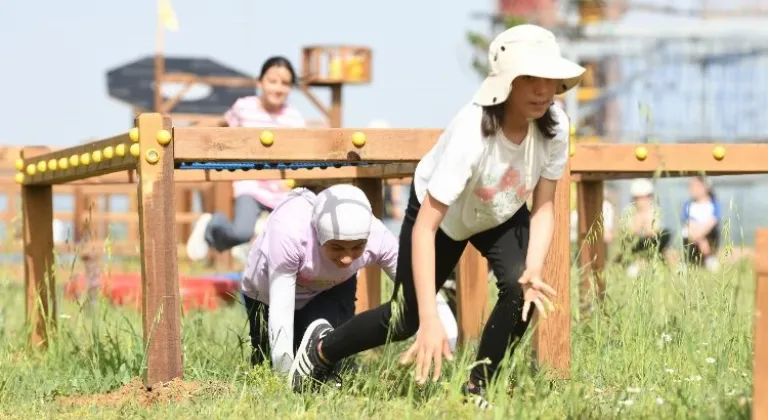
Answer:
[
  {"left": 626, "top": 387, "right": 642, "bottom": 393},
  {"left": 664, "top": 367, "right": 675, "bottom": 374},
  {"left": 656, "top": 397, "right": 664, "bottom": 405},
  {"left": 660, "top": 333, "right": 672, "bottom": 342},
  {"left": 60, "top": 314, "right": 71, "bottom": 319},
  {"left": 594, "top": 388, "right": 604, "bottom": 393},
  {"left": 706, "top": 357, "right": 716, "bottom": 364},
  {"left": 619, "top": 399, "right": 634, "bottom": 406}
]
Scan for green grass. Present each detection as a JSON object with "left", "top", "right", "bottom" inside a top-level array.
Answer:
[{"left": 0, "top": 251, "right": 757, "bottom": 419}]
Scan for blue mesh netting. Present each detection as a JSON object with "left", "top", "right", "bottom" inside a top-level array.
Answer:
[{"left": 175, "top": 161, "right": 402, "bottom": 171}]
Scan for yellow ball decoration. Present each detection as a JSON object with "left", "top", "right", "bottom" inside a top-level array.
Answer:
[
  {"left": 91, "top": 150, "right": 102, "bottom": 163},
  {"left": 36, "top": 161, "right": 46, "bottom": 173},
  {"left": 26, "top": 164, "right": 36, "bottom": 175},
  {"left": 115, "top": 144, "right": 126, "bottom": 157},
  {"left": 80, "top": 153, "right": 90, "bottom": 165},
  {"left": 351, "top": 131, "right": 366, "bottom": 147},
  {"left": 15, "top": 158, "right": 24, "bottom": 171},
  {"left": 69, "top": 155, "right": 80, "bottom": 167},
  {"left": 129, "top": 127, "right": 139, "bottom": 142},
  {"left": 48, "top": 159, "right": 57, "bottom": 171},
  {"left": 569, "top": 143, "right": 576, "bottom": 157},
  {"left": 130, "top": 143, "right": 140, "bottom": 157},
  {"left": 634, "top": 146, "right": 648, "bottom": 161},
  {"left": 156, "top": 130, "right": 172, "bottom": 146},
  {"left": 58, "top": 157, "right": 68, "bottom": 170},
  {"left": 103, "top": 146, "right": 114, "bottom": 159},
  {"left": 145, "top": 148, "right": 160, "bottom": 164},
  {"left": 14, "top": 172, "right": 24, "bottom": 184},
  {"left": 284, "top": 179, "right": 296, "bottom": 189},
  {"left": 259, "top": 130, "right": 274, "bottom": 146},
  {"left": 712, "top": 146, "right": 726, "bottom": 161}
]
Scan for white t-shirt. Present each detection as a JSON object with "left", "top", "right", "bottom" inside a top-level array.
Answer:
[{"left": 414, "top": 102, "right": 570, "bottom": 241}]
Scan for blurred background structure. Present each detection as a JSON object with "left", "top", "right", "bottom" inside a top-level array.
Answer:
[{"left": 470, "top": 0, "right": 768, "bottom": 246}]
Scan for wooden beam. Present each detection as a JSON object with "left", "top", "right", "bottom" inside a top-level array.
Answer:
[
  {"left": 535, "top": 162, "right": 571, "bottom": 378},
  {"left": 577, "top": 180, "right": 606, "bottom": 311},
  {"left": 753, "top": 229, "right": 768, "bottom": 420},
  {"left": 135, "top": 113, "right": 183, "bottom": 388},
  {"left": 20, "top": 133, "right": 138, "bottom": 185},
  {"left": 172, "top": 127, "right": 441, "bottom": 162},
  {"left": 355, "top": 179, "right": 383, "bottom": 314},
  {"left": 12, "top": 163, "right": 417, "bottom": 185},
  {"left": 570, "top": 143, "right": 768, "bottom": 176},
  {"left": 455, "top": 245, "right": 489, "bottom": 345},
  {"left": 22, "top": 146, "right": 56, "bottom": 348}
]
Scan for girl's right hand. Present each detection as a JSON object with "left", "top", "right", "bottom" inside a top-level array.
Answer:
[{"left": 399, "top": 316, "right": 454, "bottom": 385}]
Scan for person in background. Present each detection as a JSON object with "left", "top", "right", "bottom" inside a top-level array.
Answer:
[
  {"left": 681, "top": 176, "right": 721, "bottom": 271},
  {"left": 618, "top": 179, "right": 671, "bottom": 278},
  {"left": 186, "top": 56, "right": 305, "bottom": 262}
]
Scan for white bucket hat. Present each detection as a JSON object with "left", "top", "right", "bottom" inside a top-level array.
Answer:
[
  {"left": 630, "top": 179, "right": 655, "bottom": 197},
  {"left": 473, "top": 24, "right": 586, "bottom": 106}
]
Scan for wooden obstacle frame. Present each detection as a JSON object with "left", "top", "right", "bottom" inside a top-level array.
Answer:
[{"left": 17, "top": 115, "right": 767, "bottom": 418}]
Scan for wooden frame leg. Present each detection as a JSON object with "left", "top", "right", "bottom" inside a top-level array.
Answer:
[
  {"left": 577, "top": 180, "right": 606, "bottom": 311},
  {"left": 753, "top": 229, "right": 768, "bottom": 420},
  {"left": 534, "top": 163, "right": 571, "bottom": 378},
  {"left": 136, "top": 113, "right": 183, "bottom": 388},
  {"left": 22, "top": 151, "right": 56, "bottom": 348},
  {"left": 355, "top": 178, "right": 383, "bottom": 313},
  {"left": 455, "top": 245, "right": 489, "bottom": 345}
]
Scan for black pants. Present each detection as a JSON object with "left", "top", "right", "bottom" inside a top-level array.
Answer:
[
  {"left": 322, "top": 183, "right": 534, "bottom": 387},
  {"left": 244, "top": 275, "right": 357, "bottom": 367},
  {"left": 683, "top": 225, "right": 720, "bottom": 266}
]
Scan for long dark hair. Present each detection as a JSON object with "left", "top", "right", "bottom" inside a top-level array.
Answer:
[
  {"left": 258, "top": 56, "right": 297, "bottom": 85},
  {"left": 480, "top": 103, "right": 559, "bottom": 139},
  {"left": 694, "top": 175, "right": 717, "bottom": 201}
]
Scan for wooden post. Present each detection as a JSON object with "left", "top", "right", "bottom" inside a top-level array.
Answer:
[
  {"left": 753, "top": 229, "right": 768, "bottom": 420},
  {"left": 455, "top": 245, "right": 489, "bottom": 344},
  {"left": 354, "top": 178, "right": 383, "bottom": 313},
  {"left": 577, "top": 180, "right": 606, "bottom": 310},
  {"left": 534, "top": 162, "right": 572, "bottom": 378},
  {"left": 136, "top": 113, "right": 183, "bottom": 388},
  {"left": 21, "top": 147, "right": 56, "bottom": 348}
]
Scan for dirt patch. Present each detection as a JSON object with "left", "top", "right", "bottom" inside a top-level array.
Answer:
[{"left": 56, "top": 377, "right": 227, "bottom": 408}]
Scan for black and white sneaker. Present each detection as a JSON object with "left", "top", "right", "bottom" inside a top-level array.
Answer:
[
  {"left": 288, "top": 318, "right": 334, "bottom": 392},
  {"left": 461, "top": 382, "right": 492, "bottom": 410}
]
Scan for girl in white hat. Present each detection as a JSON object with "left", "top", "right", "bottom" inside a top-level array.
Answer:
[
  {"left": 287, "top": 24, "right": 584, "bottom": 408},
  {"left": 240, "top": 184, "right": 457, "bottom": 380}
]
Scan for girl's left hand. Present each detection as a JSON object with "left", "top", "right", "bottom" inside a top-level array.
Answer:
[{"left": 518, "top": 268, "right": 557, "bottom": 297}]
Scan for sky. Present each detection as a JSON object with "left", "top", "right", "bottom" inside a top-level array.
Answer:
[{"left": 0, "top": 0, "right": 493, "bottom": 146}]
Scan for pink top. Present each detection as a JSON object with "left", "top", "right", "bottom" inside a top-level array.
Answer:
[
  {"left": 224, "top": 96, "right": 306, "bottom": 208},
  {"left": 240, "top": 189, "right": 398, "bottom": 309}
]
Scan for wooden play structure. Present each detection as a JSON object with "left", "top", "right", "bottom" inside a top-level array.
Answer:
[{"left": 17, "top": 112, "right": 767, "bottom": 416}]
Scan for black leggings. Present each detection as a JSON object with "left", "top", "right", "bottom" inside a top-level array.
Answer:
[
  {"left": 244, "top": 276, "right": 357, "bottom": 367},
  {"left": 683, "top": 225, "right": 720, "bottom": 266},
  {"left": 321, "top": 183, "right": 534, "bottom": 387}
]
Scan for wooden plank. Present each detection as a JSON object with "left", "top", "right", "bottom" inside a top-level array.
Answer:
[
  {"left": 455, "top": 245, "right": 489, "bottom": 344},
  {"left": 577, "top": 180, "right": 606, "bottom": 310},
  {"left": 753, "top": 229, "right": 768, "bottom": 420},
  {"left": 20, "top": 133, "right": 138, "bottom": 185},
  {"left": 534, "top": 162, "right": 571, "bottom": 378},
  {"left": 135, "top": 113, "right": 183, "bottom": 388},
  {"left": 172, "top": 127, "right": 441, "bottom": 162},
  {"left": 354, "top": 178, "right": 383, "bottom": 314},
  {"left": 570, "top": 143, "right": 768, "bottom": 176}
]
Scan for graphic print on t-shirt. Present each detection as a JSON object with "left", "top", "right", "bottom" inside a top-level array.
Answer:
[{"left": 473, "top": 165, "right": 533, "bottom": 221}]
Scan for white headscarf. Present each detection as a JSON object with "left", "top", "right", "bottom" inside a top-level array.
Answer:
[{"left": 312, "top": 184, "right": 373, "bottom": 245}]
